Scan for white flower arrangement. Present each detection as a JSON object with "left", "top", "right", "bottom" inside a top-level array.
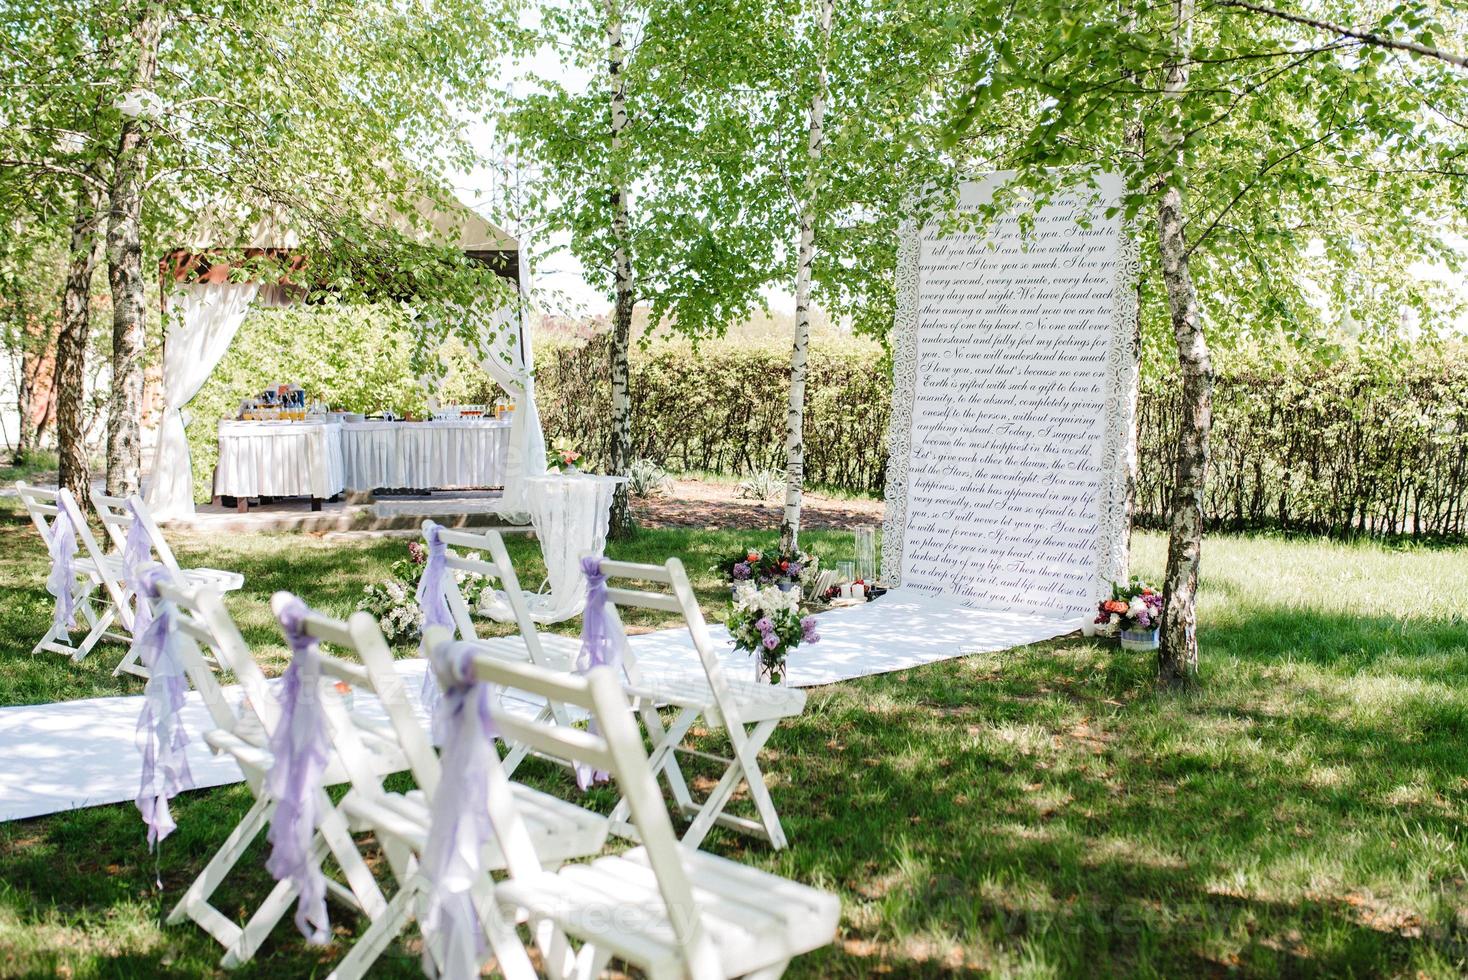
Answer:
[
  {"left": 731, "top": 581, "right": 802, "bottom": 615},
  {"left": 359, "top": 581, "right": 424, "bottom": 643},
  {"left": 359, "top": 543, "right": 498, "bottom": 642}
]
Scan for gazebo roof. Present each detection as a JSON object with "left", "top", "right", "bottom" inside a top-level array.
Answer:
[
  {"left": 167, "top": 192, "right": 519, "bottom": 285},
  {"left": 179, "top": 193, "right": 517, "bottom": 252}
]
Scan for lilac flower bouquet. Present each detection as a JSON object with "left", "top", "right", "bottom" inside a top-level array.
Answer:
[
  {"left": 1095, "top": 577, "right": 1164, "bottom": 648},
  {"left": 726, "top": 582, "right": 819, "bottom": 685}
]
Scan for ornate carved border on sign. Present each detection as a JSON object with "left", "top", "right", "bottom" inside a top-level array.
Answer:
[
  {"left": 881, "top": 174, "right": 1140, "bottom": 606},
  {"left": 880, "top": 217, "right": 921, "bottom": 587}
]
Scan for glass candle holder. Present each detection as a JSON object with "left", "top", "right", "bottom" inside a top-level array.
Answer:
[{"left": 854, "top": 527, "right": 876, "bottom": 582}]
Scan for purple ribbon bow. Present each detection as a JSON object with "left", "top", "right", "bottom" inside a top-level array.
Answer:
[
  {"left": 421, "top": 640, "right": 500, "bottom": 977},
  {"left": 266, "top": 594, "right": 333, "bottom": 945},
  {"left": 132, "top": 563, "right": 194, "bottom": 849},
  {"left": 416, "top": 522, "right": 456, "bottom": 717},
  {"left": 122, "top": 500, "right": 153, "bottom": 631},
  {"left": 573, "top": 556, "right": 617, "bottom": 790},
  {"left": 45, "top": 507, "right": 79, "bottom": 633}
]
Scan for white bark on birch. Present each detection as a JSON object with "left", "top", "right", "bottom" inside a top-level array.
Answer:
[
  {"left": 105, "top": 1, "right": 163, "bottom": 496},
  {"left": 57, "top": 178, "right": 106, "bottom": 502},
  {"left": 605, "top": 0, "right": 636, "bottom": 537},
  {"left": 779, "top": 0, "right": 835, "bottom": 554},
  {"left": 1155, "top": 0, "right": 1212, "bottom": 686}
]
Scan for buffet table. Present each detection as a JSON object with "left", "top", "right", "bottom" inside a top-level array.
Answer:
[
  {"left": 214, "top": 420, "right": 345, "bottom": 509},
  {"left": 214, "top": 418, "right": 511, "bottom": 509}
]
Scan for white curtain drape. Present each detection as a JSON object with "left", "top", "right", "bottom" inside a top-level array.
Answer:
[
  {"left": 471, "top": 280, "right": 546, "bottom": 517},
  {"left": 146, "top": 282, "right": 260, "bottom": 519},
  {"left": 418, "top": 258, "right": 546, "bottom": 521}
]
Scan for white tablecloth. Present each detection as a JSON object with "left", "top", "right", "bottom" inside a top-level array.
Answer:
[
  {"left": 214, "top": 420, "right": 345, "bottom": 499},
  {"left": 214, "top": 419, "right": 511, "bottom": 498},
  {"left": 340, "top": 420, "right": 510, "bottom": 491}
]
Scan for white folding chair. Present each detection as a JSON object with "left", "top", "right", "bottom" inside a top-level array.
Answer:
[
  {"left": 158, "top": 582, "right": 399, "bottom": 968},
  {"left": 53, "top": 487, "right": 148, "bottom": 675},
  {"left": 15, "top": 481, "right": 131, "bottom": 661},
  {"left": 442, "top": 636, "right": 840, "bottom": 980},
  {"left": 276, "top": 600, "right": 608, "bottom": 980},
  {"left": 91, "top": 489, "right": 245, "bottom": 595},
  {"left": 594, "top": 556, "right": 808, "bottom": 851},
  {"left": 91, "top": 490, "right": 245, "bottom": 678},
  {"left": 420, "top": 522, "right": 577, "bottom": 756}
]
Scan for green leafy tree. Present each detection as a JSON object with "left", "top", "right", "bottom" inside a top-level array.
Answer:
[
  {"left": 946, "top": 0, "right": 1467, "bottom": 684},
  {"left": 3, "top": 0, "right": 523, "bottom": 494},
  {"left": 705, "top": 0, "right": 979, "bottom": 551},
  {"left": 507, "top": 0, "right": 792, "bottom": 535}
]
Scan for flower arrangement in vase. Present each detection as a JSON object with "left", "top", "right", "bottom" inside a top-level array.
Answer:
[
  {"left": 1094, "top": 577, "right": 1164, "bottom": 650},
  {"left": 548, "top": 437, "right": 583, "bottom": 472},
  {"left": 726, "top": 582, "right": 819, "bottom": 684}
]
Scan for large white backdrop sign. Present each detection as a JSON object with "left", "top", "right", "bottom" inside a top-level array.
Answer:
[{"left": 882, "top": 172, "right": 1139, "bottom": 618}]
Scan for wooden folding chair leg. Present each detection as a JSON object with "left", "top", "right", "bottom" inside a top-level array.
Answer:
[
  {"left": 608, "top": 706, "right": 698, "bottom": 839},
  {"left": 471, "top": 872, "right": 537, "bottom": 980},
  {"left": 728, "top": 719, "right": 788, "bottom": 850},
  {"left": 638, "top": 700, "right": 696, "bottom": 811},
  {"left": 167, "top": 796, "right": 274, "bottom": 944},
  {"left": 318, "top": 803, "right": 389, "bottom": 919},
  {"left": 113, "top": 640, "right": 149, "bottom": 677},
  {"left": 679, "top": 719, "right": 786, "bottom": 851},
  {"left": 220, "top": 796, "right": 382, "bottom": 970},
  {"left": 327, "top": 879, "right": 422, "bottom": 980}
]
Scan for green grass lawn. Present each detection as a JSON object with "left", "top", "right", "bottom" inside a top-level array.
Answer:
[{"left": 0, "top": 500, "right": 1464, "bottom": 978}]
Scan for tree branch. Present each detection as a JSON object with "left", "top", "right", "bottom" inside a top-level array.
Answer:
[{"left": 1215, "top": 0, "right": 1468, "bottom": 69}]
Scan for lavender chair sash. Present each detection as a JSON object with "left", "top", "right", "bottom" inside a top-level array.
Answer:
[
  {"left": 421, "top": 639, "right": 501, "bottom": 977},
  {"left": 122, "top": 501, "right": 153, "bottom": 629},
  {"left": 266, "top": 594, "right": 333, "bottom": 944},
  {"left": 45, "top": 506, "right": 79, "bottom": 632},
  {"left": 416, "top": 521, "right": 455, "bottom": 717},
  {"left": 572, "top": 556, "right": 616, "bottom": 790},
  {"left": 132, "top": 563, "right": 194, "bottom": 848}
]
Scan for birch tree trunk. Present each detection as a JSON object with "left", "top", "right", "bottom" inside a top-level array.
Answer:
[
  {"left": 104, "top": 1, "right": 162, "bottom": 497},
  {"left": 57, "top": 179, "right": 106, "bottom": 502},
  {"left": 13, "top": 332, "right": 42, "bottom": 463},
  {"left": 1155, "top": 0, "right": 1212, "bottom": 686},
  {"left": 779, "top": 0, "right": 835, "bottom": 554},
  {"left": 605, "top": 0, "right": 637, "bottom": 538}
]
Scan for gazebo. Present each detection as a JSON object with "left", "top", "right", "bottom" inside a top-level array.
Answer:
[{"left": 146, "top": 197, "right": 547, "bottom": 521}]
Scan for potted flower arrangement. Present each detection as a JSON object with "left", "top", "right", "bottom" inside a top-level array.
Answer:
[
  {"left": 726, "top": 581, "right": 819, "bottom": 684},
  {"left": 548, "top": 437, "right": 583, "bottom": 473},
  {"left": 715, "top": 546, "right": 817, "bottom": 594},
  {"left": 1094, "top": 578, "right": 1164, "bottom": 651}
]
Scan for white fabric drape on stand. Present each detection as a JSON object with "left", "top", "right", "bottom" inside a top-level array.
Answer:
[
  {"left": 474, "top": 296, "right": 547, "bottom": 518},
  {"left": 146, "top": 282, "right": 260, "bottom": 519},
  {"left": 480, "top": 473, "right": 623, "bottom": 625}
]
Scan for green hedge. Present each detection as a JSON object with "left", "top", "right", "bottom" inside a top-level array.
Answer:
[
  {"left": 536, "top": 334, "right": 1468, "bottom": 539},
  {"left": 535, "top": 333, "right": 891, "bottom": 494},
  {"left": 1135, "top": 347, "right": 1468, "bottom": 539}
]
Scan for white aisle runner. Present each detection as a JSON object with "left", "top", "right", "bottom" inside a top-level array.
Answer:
[{"left": 0, "top": 591, "right": 1078, "bottom": 822}]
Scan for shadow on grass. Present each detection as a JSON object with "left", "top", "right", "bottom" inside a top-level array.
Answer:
[{"left": 0, "top": 504, "right": 1464, "bottom": 976}]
